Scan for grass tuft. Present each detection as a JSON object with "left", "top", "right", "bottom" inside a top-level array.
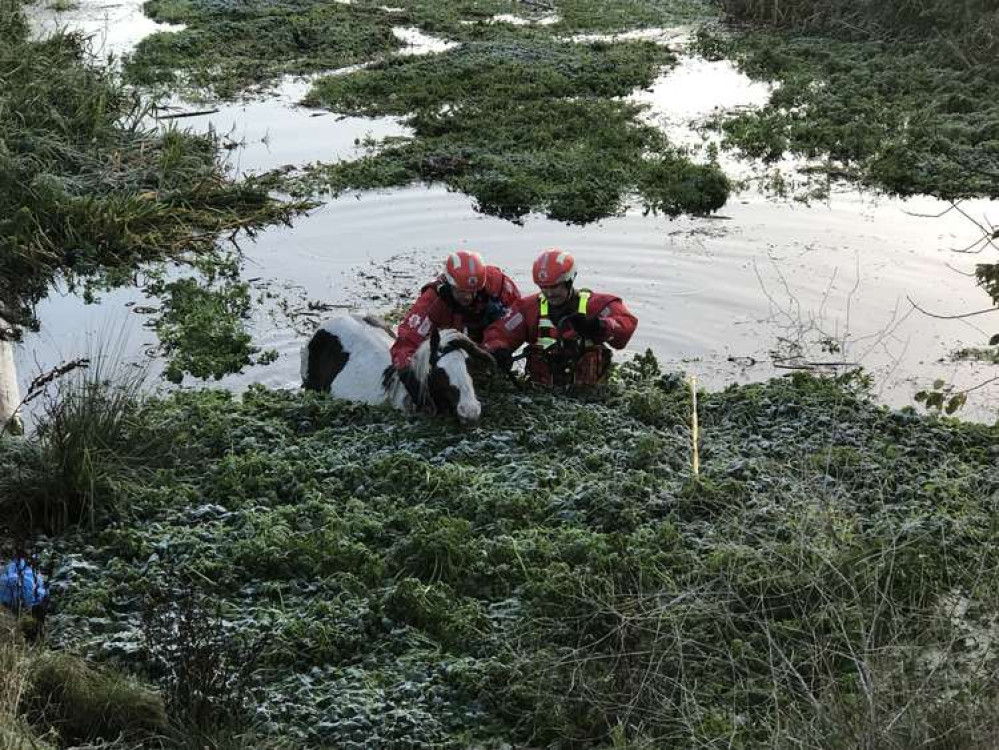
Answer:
[
  {"left": 24, "top": 653, "right": 167, "bottom": 744},
  {"left": 0, "top": 3, "right": 303, "bottom": 341}
]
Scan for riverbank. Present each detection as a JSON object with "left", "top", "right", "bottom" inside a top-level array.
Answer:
[{"left": 3, "top": 362, "right": 999, "bottom": 746}]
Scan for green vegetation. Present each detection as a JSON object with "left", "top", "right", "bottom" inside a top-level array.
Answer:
[
  {"left": 295, "top": 35, "right": 728, "bottom": 222},
  {"left": 1, "top": 609, "right": 165, "bottom": 749},
  {"left": 145, "top": 258, "right": 277, "bottom": 384},
  {"left": 554, "top": 0, "right": 711, "bottom": 31},
  {"left": 4, "top": 357, "right": 999, "bottom": 746},
  {"left": 25, "top": 653, "right": 168, "bottom": 744},
  {"left": 128, "top": 0, "right": 402, "bottom": 98},
  {"left": 0, "top": 2, "right": 302, "bottom": 346},
  {"left": 127, "top": 0, "right": 728, "bottom": 222},
  {"left": 953, "top": 344, "right": 999, "bottom": 364},
  {"left": 0, "top": 612, "right": 51, "bottom": 750},
  {"left": 701, "top": 0, "right": 999, "bottom": 203},
  {"left": 719, "top": 0, "right": 999, "bottom": 63},
  {"left": 2, "top": 353, "right": 155, "bottom": 534},
  {"left": 378, "top": 0, "right": 713, "bottom": 35},
  {"left": 699, "top": 29, "right": 999, "bottom": 201},
  {"left": 131, "top": 0, "right": 716, "bottom": 97}
]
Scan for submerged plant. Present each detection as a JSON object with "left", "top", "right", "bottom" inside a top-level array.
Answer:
[{"left": 145, "top": 257, "right": 277, "bottom": 383}]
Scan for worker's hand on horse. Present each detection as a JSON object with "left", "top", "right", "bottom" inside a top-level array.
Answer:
[
  {"left": 491, "top": 348, "right": 514, "bottom": 373},
  {"left": 397, "top": 367, "right": 420, "bottom": 398},
  {"left": 565, "top": 313, "right": 603, "bottom": 339}
]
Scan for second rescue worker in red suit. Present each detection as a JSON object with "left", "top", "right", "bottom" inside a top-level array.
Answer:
[
  {"left": 484, "top": 249, "right": 638, "bottom": 386},
  {"left": 390, "top": 250, "right": 520, "bottom": 371}
]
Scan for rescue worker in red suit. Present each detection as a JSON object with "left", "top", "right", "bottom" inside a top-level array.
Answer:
[
  {"left": 484, "top": 249, "right": 637, "bottom": 387},
  {"left": 390, "top": 250, "right": 520, "bottom": 376}
]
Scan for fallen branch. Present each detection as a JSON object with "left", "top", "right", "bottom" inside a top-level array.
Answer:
[
  {"left": 156, "top": 109, "right": 221, "bottom": 120},
  {"left": 774, "top": 361, "right": 858, "bottom": 370},
  {"left": 22, "top": 358, "right": 91, "bottom": 407}
]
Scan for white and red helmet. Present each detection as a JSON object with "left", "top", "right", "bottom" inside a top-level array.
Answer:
[
  {"left": 444, "top": 250, "right": 487, "bottom": 293},
  {"left": 533, "top": 248, "right": 577, "bottom": 287}
]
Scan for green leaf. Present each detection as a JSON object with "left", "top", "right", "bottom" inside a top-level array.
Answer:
[
  {"left": 989, "top": 334, "right": 999, "bottom": 346},
  {"left": 914, "top": 391, "right": 927, "bottom": 402},
  {"left": 945, "top": 393, "right": 968, "bottom": 414},
  {"left": 933, "top": 379, "right": 946, "bottom": 390}
]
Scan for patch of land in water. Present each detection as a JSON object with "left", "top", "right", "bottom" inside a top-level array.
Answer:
[
  {"left": 698, "top": 27, "right": 999, "bottom": 204},
  {"left": 294, "top": 33, "right": 729, "bottom": 223},
  {"left": 125, "top": 0, "right": 730, "bottom": 223}
]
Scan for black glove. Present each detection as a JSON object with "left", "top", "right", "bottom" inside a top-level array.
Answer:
[
  {"left": 492, "top": 348, "right": 514, "bottom": 373},
  {"left": 565, "top": 313, "right": 603, "bottom": 339}
]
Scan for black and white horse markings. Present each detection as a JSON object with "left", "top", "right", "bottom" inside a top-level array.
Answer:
[{"left": 301, "top": 315, "right": 494, "bottom": 425}]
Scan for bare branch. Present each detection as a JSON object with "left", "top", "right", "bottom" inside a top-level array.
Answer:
[
  {"left": 944, "top": 263, "right": 978, "bottom": 277},
  {"left": 959, "top": 375, "right": 999, "bottom": 396},
  {"left": 907, "top": 295, "right": 999, "bottom": 320},
  {"left": 901, "top": 201, "right": 963, "bottom": 220}
]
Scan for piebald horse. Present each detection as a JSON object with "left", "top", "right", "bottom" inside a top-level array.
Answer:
[{"left": 301, "top": 315, "right": 494, "bottom": 425}]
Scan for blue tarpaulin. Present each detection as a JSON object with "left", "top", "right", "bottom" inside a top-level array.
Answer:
[{"left": 1, "top": 559, "right": 48, "bottom": 611}]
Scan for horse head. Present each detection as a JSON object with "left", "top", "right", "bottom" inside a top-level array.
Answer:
[{"left": 413, "top": 329, "right": 495, "bottom": 425}]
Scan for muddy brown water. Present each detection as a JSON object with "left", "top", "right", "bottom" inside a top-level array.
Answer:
[{"left": 15, "top": 0, "right": 999, "bottom": 424}]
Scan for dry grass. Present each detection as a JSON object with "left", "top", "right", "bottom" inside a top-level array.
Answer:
[{"left": 0, "top": 611, "right": 52, "bottom": 750}]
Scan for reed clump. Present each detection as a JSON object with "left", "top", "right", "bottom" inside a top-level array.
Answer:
[
  {"left": 0, "top": 3, "right": 301, "bottom": 341},
  {"left": 721, "top": 0, "right": 999, "bottom": 62}
]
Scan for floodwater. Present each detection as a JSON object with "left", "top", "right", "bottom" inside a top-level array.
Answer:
[
  {"left": 15, "top": 0, "right": 999, "bottom": 423},
  {"left": 29, "top": 0, "right": 185, "bottom": 58}
]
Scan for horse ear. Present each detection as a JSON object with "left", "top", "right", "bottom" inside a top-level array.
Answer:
[{"left": 451, "top": 337, "right": 496, "bottom": 371}]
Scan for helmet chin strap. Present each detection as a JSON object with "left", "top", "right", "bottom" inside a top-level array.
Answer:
[{"left": 551, "top": 281, "right": 574, "bottom": 305}]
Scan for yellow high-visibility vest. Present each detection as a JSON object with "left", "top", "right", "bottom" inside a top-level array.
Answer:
[{"left": 537, "top": 291, "right": 591, "bottom": 350}]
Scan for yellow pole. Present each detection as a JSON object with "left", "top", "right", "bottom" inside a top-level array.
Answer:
[{"left": 689, "top": 375, "right": 700, "bottom": 477}]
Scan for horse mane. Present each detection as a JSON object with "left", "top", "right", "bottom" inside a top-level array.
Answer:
[
  {"left": 411, "top": 329, "right": 471, "bottom": 385},
  {"left": 383, "top": 329, "right": 481, "bottom": 411}
]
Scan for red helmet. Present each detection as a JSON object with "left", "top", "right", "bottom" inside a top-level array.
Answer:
[
  {"left": 533, "top": 249, "right": 577, "bottom": 287},
  {"left": 444, "top": 250, "right": 487, "bottom": 292}
]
